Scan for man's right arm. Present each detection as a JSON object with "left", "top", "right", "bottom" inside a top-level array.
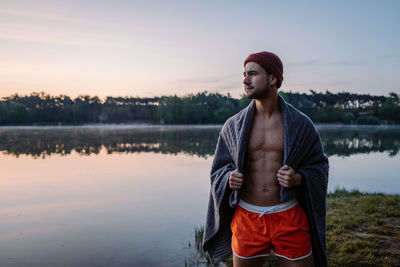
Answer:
[{"left": 210, "top": 133, "right": 236, "bottom": 207}]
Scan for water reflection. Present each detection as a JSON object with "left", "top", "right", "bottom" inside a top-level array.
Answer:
[
  {"left": 0, "top": 125, "right": 399, "bottom": 158},
  {"left": 319, "top": 125, "right": 400, "bottom": 157},
  {"left": 0, "top": 125, "right": 220, "bottom": 158},
  {"left": 0, "top": 152, "right": 213, "bottom": 266}
]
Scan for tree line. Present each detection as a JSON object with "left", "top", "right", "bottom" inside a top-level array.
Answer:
[{"left": 0, "top": 90, "right": 399, "bottom": 125}]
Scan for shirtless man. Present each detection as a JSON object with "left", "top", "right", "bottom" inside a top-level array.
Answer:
[
  {"left": 203, "top": 51, "right": 328, "bottom": 267},
  {"left": 228, "top": 52, "right": 314, "bottom": 267}
]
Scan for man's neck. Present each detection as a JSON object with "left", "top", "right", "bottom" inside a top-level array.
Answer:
[{"left": 254, "top": 93, "right": 280, "bottom": 119}]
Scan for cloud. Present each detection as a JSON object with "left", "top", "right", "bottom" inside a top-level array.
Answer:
[
  {"left": 0, "top": 23, "right": 128, "bottom": 48},
  {"left": 0, "top": 8, "right": 89, "bottom": 24},
  {"left": 287, "top": 53, "right": 399, "bottom": 69},
  {"left": 172, "top": 74, "right": 238, "bottom": 87},
  {"left": 286, "top": 59, "right": 321, "bottom": 67},
  {"left": 330, "top": 59, "right": 367, "bottom": 67},
  {"left": 328, "top": 81, "right": 351, "bottom": 86},
  {"left": 174, "top": 73, "right": 236, "bottom": 84},
  {"left": 0, "top": 32, "right": 95, "bottom": 47},
  {"left": 332, "top": 53, "right": 398, "bottom": 66},
  {"left": 166, "top": 74, "right": 241, "bottom": 96}
]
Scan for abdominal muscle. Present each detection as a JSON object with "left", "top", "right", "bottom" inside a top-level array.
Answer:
[{"left": 241, "top": 149, "right": 283, "bottom": 206}]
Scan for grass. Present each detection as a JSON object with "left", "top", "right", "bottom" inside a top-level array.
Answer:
[
  {"left": 189, "top": 189, "right": 400, "bottom": 266},
  {"left": 326, "top": 188, "right": 400, "bottom": 266}
]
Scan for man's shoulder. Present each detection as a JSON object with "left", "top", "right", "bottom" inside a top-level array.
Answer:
[
  {"left": 284, "top": 100, "right": 317, "bottom": 129},
  {"left": 225, "top": 107, "right": 247, "bottom": 125},
  {"left": 221, "top": 102, "right": 253, "bottom": 134}
]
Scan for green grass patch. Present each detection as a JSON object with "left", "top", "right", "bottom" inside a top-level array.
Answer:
[{"left": 327, "top": 189, "right": 400, "bottom": 266}]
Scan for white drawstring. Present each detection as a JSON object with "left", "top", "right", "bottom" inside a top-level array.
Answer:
[
  {"left": 259, "top": 210, "right": 268, "bottom": 218},
  {"left": 238, "top": 199, "right": 298, "bottom": 218}
]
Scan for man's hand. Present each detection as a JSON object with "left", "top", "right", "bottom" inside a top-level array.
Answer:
[
  {"left": 277, "top": 165, "right": 302, "bottom": 188},
  {"left": 229, "top": 169, "right": 244, "bottom": 190}
]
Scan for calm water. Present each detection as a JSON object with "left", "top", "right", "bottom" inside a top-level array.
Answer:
[{"left": 0, "top": 124, "right": 399, "bottom": 266}]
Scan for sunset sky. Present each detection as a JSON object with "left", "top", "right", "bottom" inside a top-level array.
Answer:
[{"left": 1, "top": 0, "right": 399, "bottom": 99}]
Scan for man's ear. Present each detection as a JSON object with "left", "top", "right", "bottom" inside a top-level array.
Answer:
[{"left": 269, "top": 75, "right": 278, "bottom": 87}]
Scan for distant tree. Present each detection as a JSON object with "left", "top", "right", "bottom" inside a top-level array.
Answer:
[
  {"left": 9, "top": 102, "right": 29, "bottom": 124},
  {"left": 239, "top": 94, "right": 252, "bottom": 109},
  {"left": 0, "top": 102, "right": 7, "bottom": 124},
  {"left": 356, "top": 115, "right": 380, "bottom": 125},
  {"left": 341, "top": 112, "right": 355, "bottom": 124},
  {"left": 379, "top": 92, "right": 400, "bottom": 123}
]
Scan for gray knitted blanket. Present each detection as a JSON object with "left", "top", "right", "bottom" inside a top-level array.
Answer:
[{"left": 202, "top": 95, "right": 329, "bottom": 266}]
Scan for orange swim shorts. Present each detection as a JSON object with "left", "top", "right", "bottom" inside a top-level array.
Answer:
[{"left": 231, "top": 199, "right": 312, "bottom": 260}]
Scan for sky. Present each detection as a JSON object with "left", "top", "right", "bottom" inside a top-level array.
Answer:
[{"left": 1, "top": 0, "right": 399, "bottom": 99}]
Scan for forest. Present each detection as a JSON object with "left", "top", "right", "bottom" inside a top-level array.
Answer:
[{"left": 0, "top": 90, "right": 399, "bottom": 125}]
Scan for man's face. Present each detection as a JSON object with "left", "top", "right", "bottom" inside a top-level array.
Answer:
[{"left": 243, "top": 62, "right": 270, "bottom": 100}]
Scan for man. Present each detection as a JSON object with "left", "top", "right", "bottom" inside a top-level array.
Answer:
[{"left": 202, "top": 51, "right": 329, "bottom": 267}]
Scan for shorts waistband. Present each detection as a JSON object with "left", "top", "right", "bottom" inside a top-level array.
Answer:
[{"left": 238, "top": 199, "right": 298, "bottom": 217}]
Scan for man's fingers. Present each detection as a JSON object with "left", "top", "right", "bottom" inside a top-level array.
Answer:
[
  {"left": 278, "top": 169, "right": 294, "bottom": 177},
  {"left": 278, "top": 177, "right": 287, "bottom": 184},
  {"left": 278, "top": 170, "right": 289, "bottom": 175},
  {"left": 230, "top": 175, "right": 243, "bottom": 182},
  {"left": 280, "top": 165, "right": 291, "bottom": 171},
  {"left": 277, "top": 178, "right": 289, "bottom": 188},
  {"left": 229, "top": 177, "right": 243, "bottom": 190},
  {"left": 277, "top": 176, "right": 288, "bottom": 182},
  {"left": 232, "top": 170, "right": 244, "bottom": 178},
  {"left": 277, "top": 172, "right": 290, "bottom": 179},
  {"left": 230, "top": 177, "right": 243, "bottom": 183},
  {"left": 229, "top": 174, "right": 243, "bottom": 190},
  {"left": 277, "top": 177, "right": 290, "bottom": 187},
  {"left": 279, "top": 183, "right": 289, "bottom": 188},
  {"left": 279, "top": 182, "right": 288, "bottom": 187},
  {"left": 230, "top": 182, "right": 243, "bottom": 187},
  {"left": 230, "top": 183, "right": 242, "bottom": 188}
]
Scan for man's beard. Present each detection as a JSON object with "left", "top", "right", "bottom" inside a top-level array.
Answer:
[{"left": 246, "top": 83, "right": 271, "bottom": 100}]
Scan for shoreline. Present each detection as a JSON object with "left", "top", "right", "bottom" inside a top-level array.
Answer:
[{"left": 0, "top": 123, "right": 400, "bottom": 130}]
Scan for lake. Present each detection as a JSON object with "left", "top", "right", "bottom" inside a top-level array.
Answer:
[{"left": 0, "top": 124, "right": 399, "bottom": 266}]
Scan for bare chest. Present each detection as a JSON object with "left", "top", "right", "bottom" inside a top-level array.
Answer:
[{"left": 246, "top": 116, "right": 284, "bottom": 156}]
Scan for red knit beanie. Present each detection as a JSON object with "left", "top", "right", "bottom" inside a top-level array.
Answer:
[{"left": 244, "top": 51, "right": 284, "bottom": 88}]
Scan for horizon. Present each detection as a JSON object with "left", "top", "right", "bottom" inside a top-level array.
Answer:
[
  {"left": 1, "top": 89, "right": 396, "bottom": 102},
  {"left": 1, "top": 1, "right": 399, "bottom": 99}
]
